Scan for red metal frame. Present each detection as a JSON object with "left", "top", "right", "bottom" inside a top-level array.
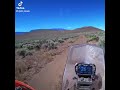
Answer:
[{"left": 15, "top": 80, "right": 35, "bottom": 90}]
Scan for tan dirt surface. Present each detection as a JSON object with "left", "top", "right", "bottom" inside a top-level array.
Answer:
[{"left": 29, "top": 35, "right": 105, "bottom": 90}]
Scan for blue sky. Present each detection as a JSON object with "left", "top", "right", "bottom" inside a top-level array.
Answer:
[{"left": 15, "top": 0, "right": 105, "bottom": 32}]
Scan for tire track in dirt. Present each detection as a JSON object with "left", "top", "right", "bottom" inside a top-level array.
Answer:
[
  {"left": 29, "top": 46, "right": 68, "bottom": 90},
  {"left": 29, "top": 35, "right": 105, "bottom": 90}
]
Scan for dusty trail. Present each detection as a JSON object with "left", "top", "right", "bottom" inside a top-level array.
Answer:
[
  {"left": 29, "top": 48, "right": 67, "bottom": 90},
  {"left": 29, "top": 35, "right": 104, "bottom": 90}
]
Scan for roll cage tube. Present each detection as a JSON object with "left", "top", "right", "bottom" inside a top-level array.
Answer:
[{"left": 15, "top": 80, "right": 35, "bottom": 90}]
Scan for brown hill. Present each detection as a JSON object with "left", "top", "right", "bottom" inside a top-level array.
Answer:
[
  {"left": 71, "top": 26, "right": 103, "bottom": 33},
  {"left": 15, "top": 26, "right": 103, "bottom": 40}
]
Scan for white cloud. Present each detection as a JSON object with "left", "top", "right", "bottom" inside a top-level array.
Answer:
[{"left": 67, "top": 27, "right": 72, "bottom": 29}]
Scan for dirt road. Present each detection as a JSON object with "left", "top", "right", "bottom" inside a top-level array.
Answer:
[{"left": 29, "top": 35, "right": 105, "bottom": 90}]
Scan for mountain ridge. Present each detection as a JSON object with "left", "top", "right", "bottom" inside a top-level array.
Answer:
[
  {"left": 16, "top": 26, "right": 103, "bottom": 34},
  {"left": 15, "top": 26, "right": 104, "bottom": 40}
]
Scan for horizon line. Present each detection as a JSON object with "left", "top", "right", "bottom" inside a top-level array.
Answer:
[{"left": 15, "top": 26, "right": 105, "bottom": 32}]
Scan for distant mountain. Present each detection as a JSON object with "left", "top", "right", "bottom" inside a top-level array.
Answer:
[
  {"left": 15, "top": 32, "right": 28, "bottom": 35},
  {"left": 73, "top": 26, "right": 103, "bottom": 31},
  {"left": 51, "top": 28, "right": 66, "bottom": 30},
  {"left": 15, "top": 26, "right": 103, "bottom": 40},
  {"left": 30, "top": 26, "right": 102, "bottom": 32},
  {"left": 29, "top": 28, "right": 66, "bottom": 32}
]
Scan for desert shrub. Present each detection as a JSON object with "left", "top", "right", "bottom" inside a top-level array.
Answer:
[
  {"left": 54, "top": 38, "right": 58, "bottom": 42},
  {"left": 90, "top": 35, "right": 96, "bottom": 39},
  {"left": 41, "top": 43, "right": 48, "bottom": 49},
  {"left": 15, "top": 43, "right": 23, "bottom": 49},
  {"left": 15, "top": 60, "right": 28, "bottom": 81},
  {"left": 70, "top": 36, "right": 74, "bottom": 38},
  {"left": 48, "top": 42, "right": 54, "bottom": 50},
  {"left": 63, "top": 37, "right": 69, "bottom": 40},
  {"left": 52, "top": 39, "right": 56, "bottom": 42},
  {"left": 47, "top": 42, "right": 58, "bottom": 50},
  {"left": 87, "top": 34, "right": 99, "bottom": 42},
  {"left": 34, "top": 40, "right": 44, "bottom": 50},
  {"left": 17, "top": 48, "right": 33, "bottom": 57},
  {"left": 99, "top": 40, "right": 105, "bottom": 48},
  {"left": 34, "top": 40, "right": 40, "bottom": 43},
  {"left": 26, "top": 51, "right": 33, "bottom": 56},
  {"left": 34, "top": 44, "right": 41, "bottom": 50},
  {"left": 15, "top": 60, "right": 27, "bottom": 75},
  {"left": 41, "top": 39, "right": 47, "bottom": 44},
  {"left": 97, "top": 31, "right": 105, "bottom": 47},
  {"left": 58, "top": 39, "right": 64, "bottom": 43},
  {"left": 69, "top": 40, "right": 74, "bottom": 43},
  {"left": 47, "top": 45, "right": 51, "bottom": 50},
  {"left": 17, "top": 49, "right": 27, "bottom": 58},
  {"left": 92, "top": 36, "right": 99, "bottom": 41},
  {"left": 22, "top": 44, "right": 28, "bottom": 48},
  {"left": 98, "top": 31, "right": 105, "bottom": 36},
  {"left": 27, "top": 45, "right": 34, "bottom": 50}
]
